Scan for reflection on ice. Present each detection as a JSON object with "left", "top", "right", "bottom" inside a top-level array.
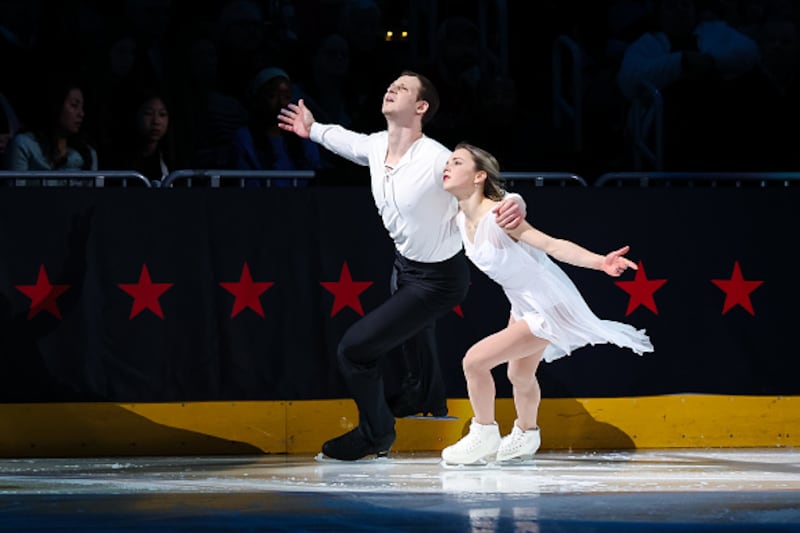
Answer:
[
  {"left": 0, "top": 450, "right": 798, "bottom": 531},
  {"left": 1, "top": 449, "right": 799, "bottom": 496}
]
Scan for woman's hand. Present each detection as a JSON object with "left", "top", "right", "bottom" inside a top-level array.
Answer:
[{"left": 602, "top": 245, "right": 638, "bottom": 277}]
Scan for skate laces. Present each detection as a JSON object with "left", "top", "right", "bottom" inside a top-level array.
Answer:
[
  {"left": 451, "top": 422, "right": 498, "bottom": 453},
  {"left": 452, "top": 428, "right": 485, "bottom": 452},
  {"left": 500, "top": 425, "right": 537, "bottom": 453}
]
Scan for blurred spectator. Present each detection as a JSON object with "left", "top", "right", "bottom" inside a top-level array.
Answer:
[
  {"left": 103, "top": 88, "right": 175, "bottom": 184},
  {"left": 85, "top": 23, "right": 157, "bottom": 165},
  {"left": 0, "top": 0, "right": 44, "bottom": 129},
  {"left": 214, "top": 0, "right": 271, "bottom": 105},
  {"left": 740, "top": 14, "right": 800, "bottom": 170},
  {"left": 467, "top": 75, "right": 537, "bottom": 172},
  {"left": 227, "top": 67, "right": 320, "bottom": 187},
  {"left": 336, "top": 0, "right": 400, "bottom": 133},
  {"left": 4, "top": 76, "right": 98, "bottom": 185},
  {"left": 616, "top": 0, "right": 760, "bottom": 100},
  {"left": 757, "top": 15, "right": 800, "bottom": 97},
  {"left": 558, "top": 1, "right": 634, "bottom": 175},
  {"left": 616, "top": 0, "right": 762, "bottom": 169},
  {"left": 0, "top": 92, "right": 22, "bottom": 159},
  {"left": 293, "top": 31, "right": 362, "bottom": 178},
  {"left": 422, "top": 15, "right": 498, "bottom": 149},
  {"left": 264, "top": 0, "right": 303, "bottom": 65},
  {"left": 123, "top": 0, "right": 174, "bottom": 93},
  {"left": 170, "top": 30, "right": 249, "bottom": 168},
  {"left": 734, "top": 0, "right": 797, "bottom": 42},
  {"left": 295, "top": 32, "right": 352, "bottom": 128}
]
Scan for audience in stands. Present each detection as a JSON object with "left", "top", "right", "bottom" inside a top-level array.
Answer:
[
  {"left": 3, "top": 76, "right": 98, "bottom": 185},
  {"left": 292, "top": 31, "right": 367, "bottom": 183},
  {"left": 213, "top": 0, "right": 272, "bottom": 107},
  {"left": 0, "top": 0, "right": 44, "bottom": 131},
  {"left": 422, "top": 15, "right": 495, "bottom": 150},
  {"left": 294, "top": 32, "right": 353, "bottom": 132},
  {"left": 335, "top": 0, "right": 402, "bottom": 133},
  {"left": 615, "top": 0, "right": 762, "bottom": 170},
  {"left": 0, "top": 93, "right": 22, "bottom": 160},
  {"left": 227, "top": 66, "right": 320, "bottom": 187},
  {"left": 171, "top": 31, "right": 249, "bottom": 169},
  {"left": 1, "top": 0, "right": 799, "bottom": 183},
  {"left": 102, "top": 88, "right": 175, "bottom": 184},
  {"left": 86, "top": 23, "right": 157, "bottom": 167},
  {"left": 740, "top": 13, "right": 800, "bottom": 170}
]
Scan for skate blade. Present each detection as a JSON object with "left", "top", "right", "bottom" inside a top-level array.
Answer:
[
  {"left": 314, "top": 451, "right": 391, "bottom": 464},
  {"left": 493, "top": 457, "right": 537, "bottom": 467},
  {"left": 440, "top": 457, "right": 537, "bottom": 469},
  {"left": 439, "top": 458, "right": 493, "bottom": 469}
]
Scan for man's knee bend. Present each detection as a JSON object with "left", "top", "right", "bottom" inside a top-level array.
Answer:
[{"left": 337, "top": 333, "right": 372, "bottom": 366}]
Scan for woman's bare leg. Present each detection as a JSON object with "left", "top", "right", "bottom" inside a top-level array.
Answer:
[
  {"left": 463, "top": 317, "right": 549, "bottom": 425},
  {"left": 507, "top": 347, "right": 545, "bottom": 431}
]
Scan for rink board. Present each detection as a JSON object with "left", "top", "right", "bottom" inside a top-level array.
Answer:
[{"left": 0, "top": 395, "right": 796, "bottom": 457}]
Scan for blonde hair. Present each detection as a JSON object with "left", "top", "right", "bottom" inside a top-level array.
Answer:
[{"left": 454, "top": 142, "right": 505, "bottom": 201}]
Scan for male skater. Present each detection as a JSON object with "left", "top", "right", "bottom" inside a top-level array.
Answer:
[{"left": 278, "top": 70, "right": 524, "bottom": 460}]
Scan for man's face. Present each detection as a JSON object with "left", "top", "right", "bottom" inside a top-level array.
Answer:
[{"left": 381, "top": 75, "right": 422, "bottom": 117}]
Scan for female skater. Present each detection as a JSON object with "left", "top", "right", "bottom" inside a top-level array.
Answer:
[{"left": 440, "top": 143, "right": 653, "bottom": 465}]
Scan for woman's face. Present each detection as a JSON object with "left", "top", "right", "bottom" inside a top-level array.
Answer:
[
  {"left": 443, "top": 147, "right": 479, "bottom": 194},
  {"left": 59, "top": 88, "right": 85, "bottom": 135},
  {"left": 137, "top": 96, "right": 169, "bottom": 143}
]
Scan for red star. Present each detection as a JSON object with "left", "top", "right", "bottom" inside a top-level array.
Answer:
[
  {"left": 614, "top": 261, "right": 668, "bottom": 316},
  {"left": 219, "top": 262, "right": 274, "bottom": 318},
  {"left": 15, "top": 265, "right": 70, "bottom": 319},
  {"left": 118, "top": 264, "right": 173, "bottom": 319},
  {"left": 320, "top": 261, "right": 373, "bottom": 317},
  {"left": 711, "top": 261, "right": 763, "bottom": 315}
]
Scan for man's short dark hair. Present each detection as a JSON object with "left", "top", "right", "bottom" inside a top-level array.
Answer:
[{"left": 402, "top": 70, "right": 439, "bottom": 126}]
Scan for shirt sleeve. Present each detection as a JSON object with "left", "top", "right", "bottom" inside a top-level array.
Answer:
[
  {"left": 4, "top": 134, "right": 33, "bottom": 171},
  {"left": 88, "top": 146, "right": 99, "bottom": 171},
  {"left": 309, "top": 122, "right": 371, "bottom": 166}
]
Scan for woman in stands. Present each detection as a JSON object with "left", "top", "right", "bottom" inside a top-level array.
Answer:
[
  {"left": 104, "top": 88, "right": 175, "bottom": 184},
  {"left": 4, "top": 75, "right": 97, "bottom": 185}
]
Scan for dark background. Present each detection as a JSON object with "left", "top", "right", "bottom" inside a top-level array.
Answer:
[
  {"left": 0, "top": 187, "right": 792, "bottom": 403},
  {"left": 2, "top": 0, "right": 799, "bottom": 183}
]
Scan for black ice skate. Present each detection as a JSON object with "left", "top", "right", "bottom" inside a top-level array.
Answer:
[{"left": 320, "top": 427, "right": 396, "bottom": 461}]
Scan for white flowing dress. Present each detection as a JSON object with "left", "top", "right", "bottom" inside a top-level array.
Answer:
[{"left": 457, "top": 208, "right": 653, "bottom": 362}]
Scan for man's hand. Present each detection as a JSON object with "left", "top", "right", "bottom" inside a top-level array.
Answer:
[
  {"left": 493, "top": 196, "right": 525, "bottom": 230},
  {"left": 277, "top": 99, "right": 315, "bottom": 139}
]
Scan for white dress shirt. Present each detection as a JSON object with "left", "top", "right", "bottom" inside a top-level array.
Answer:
[{"left": 310, "top": 122, "right": 461, "bottom": 262}]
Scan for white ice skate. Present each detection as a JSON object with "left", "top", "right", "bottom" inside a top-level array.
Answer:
[
  {"left": 441, "top": 418, "right": 501, "bottom": 466},
  {"left": 495, "top": 423, "right": 540, "bottom": 464}
]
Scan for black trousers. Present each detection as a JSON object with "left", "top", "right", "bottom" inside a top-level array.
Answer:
[{"left": 336, "top": 250, "right": 470, "bottom": 442}]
